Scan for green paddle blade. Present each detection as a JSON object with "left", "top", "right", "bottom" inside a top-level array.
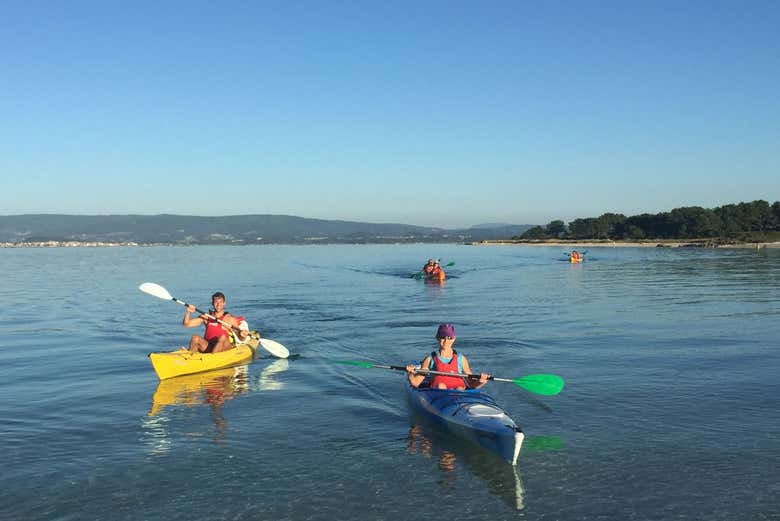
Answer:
[
  {"left": 334, "top": 360, "right": 375, "bottom": 368},
  {"left": 445, "top": 261, "right": 455, "bottom": 267},
  {"left": 512, "top": 374, "right": 565, "bottom": 395}
]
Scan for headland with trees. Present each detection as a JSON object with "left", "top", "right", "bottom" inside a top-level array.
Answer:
[{"left": 502, "top": 200, "right": 780, "bottom": 247}]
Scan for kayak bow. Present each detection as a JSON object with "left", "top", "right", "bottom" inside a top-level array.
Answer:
[{"left": 405, "top": 379, "right": 524, "bottom": 465}]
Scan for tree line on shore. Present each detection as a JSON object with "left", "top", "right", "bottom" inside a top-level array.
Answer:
[{"left": 516, "top": 200, "right": 780, "bottom": 241}]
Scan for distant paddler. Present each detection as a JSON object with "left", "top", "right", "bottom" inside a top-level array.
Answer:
[
  {"left": 422, "top": 258, "right": 435, "bottom": 276},
  {"left": 428, "top": 260, "right": 446, "bottom": 281}
]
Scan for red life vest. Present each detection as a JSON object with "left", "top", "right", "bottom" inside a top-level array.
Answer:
[
  {"left": 429, "top": 350, "right": 466, "bottom": 389},
  {"left": 204, "top": 312, "right": 231, "bottom": 341}
]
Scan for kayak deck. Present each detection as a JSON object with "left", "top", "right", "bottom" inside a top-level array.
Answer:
[{"left": 405, "top": 380, "right": 524, "bottom": 465}]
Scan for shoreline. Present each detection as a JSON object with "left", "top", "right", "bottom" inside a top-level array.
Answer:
[{"left": 471, "top": 240, "right": 780, "bottom": 249}]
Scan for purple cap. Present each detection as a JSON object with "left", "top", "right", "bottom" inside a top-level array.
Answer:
[{"left": 436, "top": 323, "right": 456, "bottom": 339}]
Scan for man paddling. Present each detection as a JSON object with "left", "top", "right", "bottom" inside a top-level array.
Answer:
[
  {"left": 422, "top": 258, "right": 435, "bottom": 276},
  {"left": 183, "top": 291, "right": 248, "bottom": 353},
  {"left": 406, "top": 324, "right": 488, "bottom": 390}
]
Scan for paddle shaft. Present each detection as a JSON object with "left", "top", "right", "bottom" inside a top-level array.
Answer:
[
  {"left": 336, "top": 360, "right": 564, "bottom": 395},
  {"left": 173, "top": 297, "right": 243, "bottom": 334},
  {"left": 376, "top": 364, "right": 491, "bottom": 381}
]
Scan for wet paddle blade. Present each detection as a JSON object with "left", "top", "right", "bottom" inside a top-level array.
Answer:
[
  {"left": 259, "top": 338, "right": 290, "bottom": 359},
  {"left": 139, "top": 282, "right": 173, "bottom": 301},
  {"left": 512, "top": 374, "right": 565, "bottom": 395}
]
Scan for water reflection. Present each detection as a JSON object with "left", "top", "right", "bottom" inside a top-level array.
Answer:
[
  {"left": 522, "top": 435, "right": 563, "bottom": 452},
  {"left": 424, "top": 278, "right": 446, "bottom": 287},
  {"left": 256, "top": 358, "right": 290, "bottom": 391},
  {"left": 406, "top": 424, "right": 525, "bottom": 510},
  {"left": 148, "top": 359, "right": 291, "bottom": 417},
  {"left": 143, "top": 360, "right": 290, "bottom": 452},
  {"left": 148, "top": 365, "right": 250, "bottom": 417},
  {"left": 406, "top": 425, "right": 457, "bottom": 472}
]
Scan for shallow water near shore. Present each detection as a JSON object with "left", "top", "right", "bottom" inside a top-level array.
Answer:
[{"left": 2, "top": 244, "right": 779, "bottom": 520}]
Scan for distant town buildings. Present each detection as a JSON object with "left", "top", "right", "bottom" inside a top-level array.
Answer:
[{"left": 0, "top": 241, "right": 140, "bottom": 248}]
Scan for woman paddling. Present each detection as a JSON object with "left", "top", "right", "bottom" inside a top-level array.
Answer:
[{"left": 406, "top": 324, "right": 488, "bottom": 390}]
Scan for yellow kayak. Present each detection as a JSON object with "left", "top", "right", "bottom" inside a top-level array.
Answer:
[{"left": 149, "top": 337, "right": 258, "bottom": 380}]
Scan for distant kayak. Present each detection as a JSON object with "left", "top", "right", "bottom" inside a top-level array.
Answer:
[
  {"left": 563, "top": 250, "right": 586, "bottom": 263},
  {"left": 405, "top": 379, "right": 524, "bottom": 465},
  {"left": 413, "top": 261, "right": 453, "bottom": 281},
  {"left": 426, "top": 270, "right": 446, "bottom": 282}
]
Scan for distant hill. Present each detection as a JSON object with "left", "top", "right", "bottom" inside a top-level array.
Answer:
[
  {"left": 0, "top": 214, "right": 536, "bottom": 244},
  {"left": 468, "top": 223, "right": 535, "bottom": 239},
  {"left": 470, "top": 222, "right": 517, "bottom": 229}
]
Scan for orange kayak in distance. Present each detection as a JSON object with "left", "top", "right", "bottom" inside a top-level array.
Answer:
[{"left": 426, "top": 269, "right": 446, "bottom": 281}]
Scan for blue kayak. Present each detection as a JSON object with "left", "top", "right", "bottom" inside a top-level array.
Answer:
[{"left": 404, "top": 379, "right": 524, "bottom": 465}]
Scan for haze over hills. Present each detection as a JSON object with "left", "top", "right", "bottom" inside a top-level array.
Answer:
[
  {"left": 469, "top": 222, "right": 516, "bottom": 229},
  {"left": 0, "top": 214, "right": 535, "bottom": 244}
]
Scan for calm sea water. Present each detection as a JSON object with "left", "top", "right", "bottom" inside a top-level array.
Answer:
[{"left": 1, "top": 244, "right": 779, "bottom": 520}]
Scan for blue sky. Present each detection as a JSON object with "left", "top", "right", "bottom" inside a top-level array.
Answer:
[{"left": 2, "top": 1, "right": 778, "bottom": 228}]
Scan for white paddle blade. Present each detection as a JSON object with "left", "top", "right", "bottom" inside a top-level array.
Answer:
[
  {"left": 259, "top": 338, "right": 290, "bottom": 359},
  {"left": 139, "top": 282, "right": 173, "bottom": 301}
]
